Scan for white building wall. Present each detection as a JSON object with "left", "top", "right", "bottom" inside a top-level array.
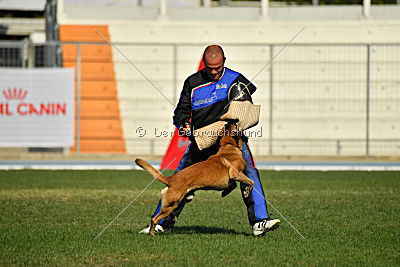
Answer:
[{"left": 59, "top": 7, "right": 400, "bottom": 156}]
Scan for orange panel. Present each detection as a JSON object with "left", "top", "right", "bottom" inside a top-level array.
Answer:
[
  {"left": 64, "top": 62, "right": 115, "bottom": 80},
  {"left": 71, "top": 139, "right": 126, "bottom": 153},
  {"left": 59, "top": 25, "right": 110, "bottom": 42},
  {"left": 74, "top": 119, "right": 123, "bottom": 138},
  {"left": 62, "top": 44, "right": 112, "bottom": 62},
  {"left": 61, "top": 24, "right": 126, "bottom": 154},
  {"left": 79, "top": 100, "right": 120, "bottom": 118},
  {"left": 77, "top": 81, "right": 117, "bottom": 99}
]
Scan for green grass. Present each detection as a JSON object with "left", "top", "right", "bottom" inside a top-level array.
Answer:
[{"left": 1, "top": 170, "right": 399, "bottom": 265}]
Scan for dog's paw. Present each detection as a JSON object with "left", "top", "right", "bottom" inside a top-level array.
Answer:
[{"left": 243, "top": 186, "right": 253, "bottom": 198}]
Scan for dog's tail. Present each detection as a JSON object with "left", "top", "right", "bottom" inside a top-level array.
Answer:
[{"left": 135, "top": 158, "right": 169, "bottom": 185}]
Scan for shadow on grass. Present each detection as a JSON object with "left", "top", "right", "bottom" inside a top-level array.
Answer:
[
  {"left": 169, "top": 225, "right": 249, "bottom": 235},
  {"left": 127, "top": 225, "right": 249, "bottom": 235}
]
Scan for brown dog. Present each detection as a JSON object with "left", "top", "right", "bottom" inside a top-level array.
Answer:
[{"left": 135, "top": 123, "right": 254, "bottom": 236}]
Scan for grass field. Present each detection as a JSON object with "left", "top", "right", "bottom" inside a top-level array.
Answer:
[{"left": 1, "top": 169, "right": 399, "bottom": 265}]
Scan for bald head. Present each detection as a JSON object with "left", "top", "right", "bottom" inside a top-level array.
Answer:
[
  {"left": 203, "top": 45, "right": 226, "bottom": 81},
  {"left": 203, "top": 45, "right": 225, "bottom": 63}
]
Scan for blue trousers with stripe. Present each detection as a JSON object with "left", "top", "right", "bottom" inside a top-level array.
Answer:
[{"left": 152, "top": 139, "right": 269, "bottom": 226}]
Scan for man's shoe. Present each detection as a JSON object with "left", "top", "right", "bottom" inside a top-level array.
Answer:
[
  {"left": 138, "top": 224, "right": 172, "bottom": 234},
  {"left": 252, "top": 219, "right": 280, "bottom": 236}
]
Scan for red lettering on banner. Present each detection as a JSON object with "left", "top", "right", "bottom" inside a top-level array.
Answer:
[
  {"left": 6, "top": 103, "right": 12, "bottom": 115},
  {"left": 40, "top": 103, "right": 50, "bottom": 115},
  {"left": 2, "top": 102, "right": 67, "bottom": 116},
  {"left": 0, "top": 103, "right": 13, "bottom": 116},
  {"left": 29, "top": 103, "right": 39, "bottom": 115},
  {"left": 17, "top": 103, "right": 27, "bottom": 115},
  {"left": 57, "top": 103, "right": 66, "bottom": 115}
]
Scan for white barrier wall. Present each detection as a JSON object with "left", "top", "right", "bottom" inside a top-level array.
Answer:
[{"left": 109, "top": 43, "right": 400, "bottom": 156}]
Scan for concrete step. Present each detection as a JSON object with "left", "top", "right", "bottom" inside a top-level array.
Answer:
[
  {"left": 121, "top": 120, "right": 175, "bottom": 138},
  {"left": 370, "top": 45, "right": 400, "bottom": 62},
  {"left": 125, "top": 138, "right": 171, "bottom": 155},
  {"left": 114, "top": 61, "right": 173, "bottom": 80},
  {"left": 248, "top": 139, "right": 400, "bottom": 156},
  {"left": 273, "top": 45, "right": 368, "bottom": 62},
  {"left": 112, "top": 45, "right": 173, "bottom": 63},
  {"left": 113, "top": 62, "right": 399, "bottom": 87},
  {"left": 116, "top": 80, "right": 176, "bottom": 100}
]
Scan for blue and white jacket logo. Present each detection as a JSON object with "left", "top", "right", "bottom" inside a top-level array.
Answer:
[
  {"left": 216, "top": 83, "right": 227, "bottom": 90},
  {"left": 193, "top": 92, "right": 217, "bottom": 107},
  {"left": 191, "top": 68, "right": 240, "bottom": 110}
]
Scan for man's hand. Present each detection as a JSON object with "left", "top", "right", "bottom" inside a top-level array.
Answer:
[{"left": 178, "top": 123, "right": 191, "bottom": 137}]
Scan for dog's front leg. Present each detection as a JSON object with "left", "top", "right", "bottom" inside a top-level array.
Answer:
[
  {"left": 226, "top": 167, "right": 253, "bottom": 198},
  {"left": 150, "top": 203, "right": 180, "bottom": 236},
  {"left": 221, "top": 180, "right": 237, "bottom": 198},
  {"left": 234, "top": 172, "right": 254, "bottom": 198},
  {"left": 149, "top": 219, "right": 156, "bottom": 236}
]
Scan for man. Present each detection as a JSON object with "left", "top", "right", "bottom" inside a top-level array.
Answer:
[{"left": 140, "top": 45, "right": 280, "bottom": 236}]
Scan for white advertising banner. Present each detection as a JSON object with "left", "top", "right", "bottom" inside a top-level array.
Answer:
[{"left": 0, "top": 68, "right": 74, "bottom": 147}]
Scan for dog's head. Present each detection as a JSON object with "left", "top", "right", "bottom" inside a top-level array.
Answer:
[{"left": 219, "top": 120, "right": 242, "bottom": 150}]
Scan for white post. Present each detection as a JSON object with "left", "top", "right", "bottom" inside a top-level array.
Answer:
[
  {"left": 363, "top": 0, "right": 371, "bottom": 18},
  {"left": 159, "top": 0, "right": 168, "bottom": 19},
  {"left": 260, "top": 0, "right": 268, "bottom": 18},
  {"left": 203, "top": 0, "right": 211, "bottom": 7},
  {"left": 57, "top": 0, "right": 65, "bottom": 20}
]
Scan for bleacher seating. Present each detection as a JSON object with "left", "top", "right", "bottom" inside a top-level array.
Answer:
[
  {"left": 59, "top": 25, "right": 126, "bottom": 153},
  {"left": 53, "top": 12, "right": 400, "bottom": 156},
  {"left": 108, "top": 25, "right": 399, "bottom": 155}
]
